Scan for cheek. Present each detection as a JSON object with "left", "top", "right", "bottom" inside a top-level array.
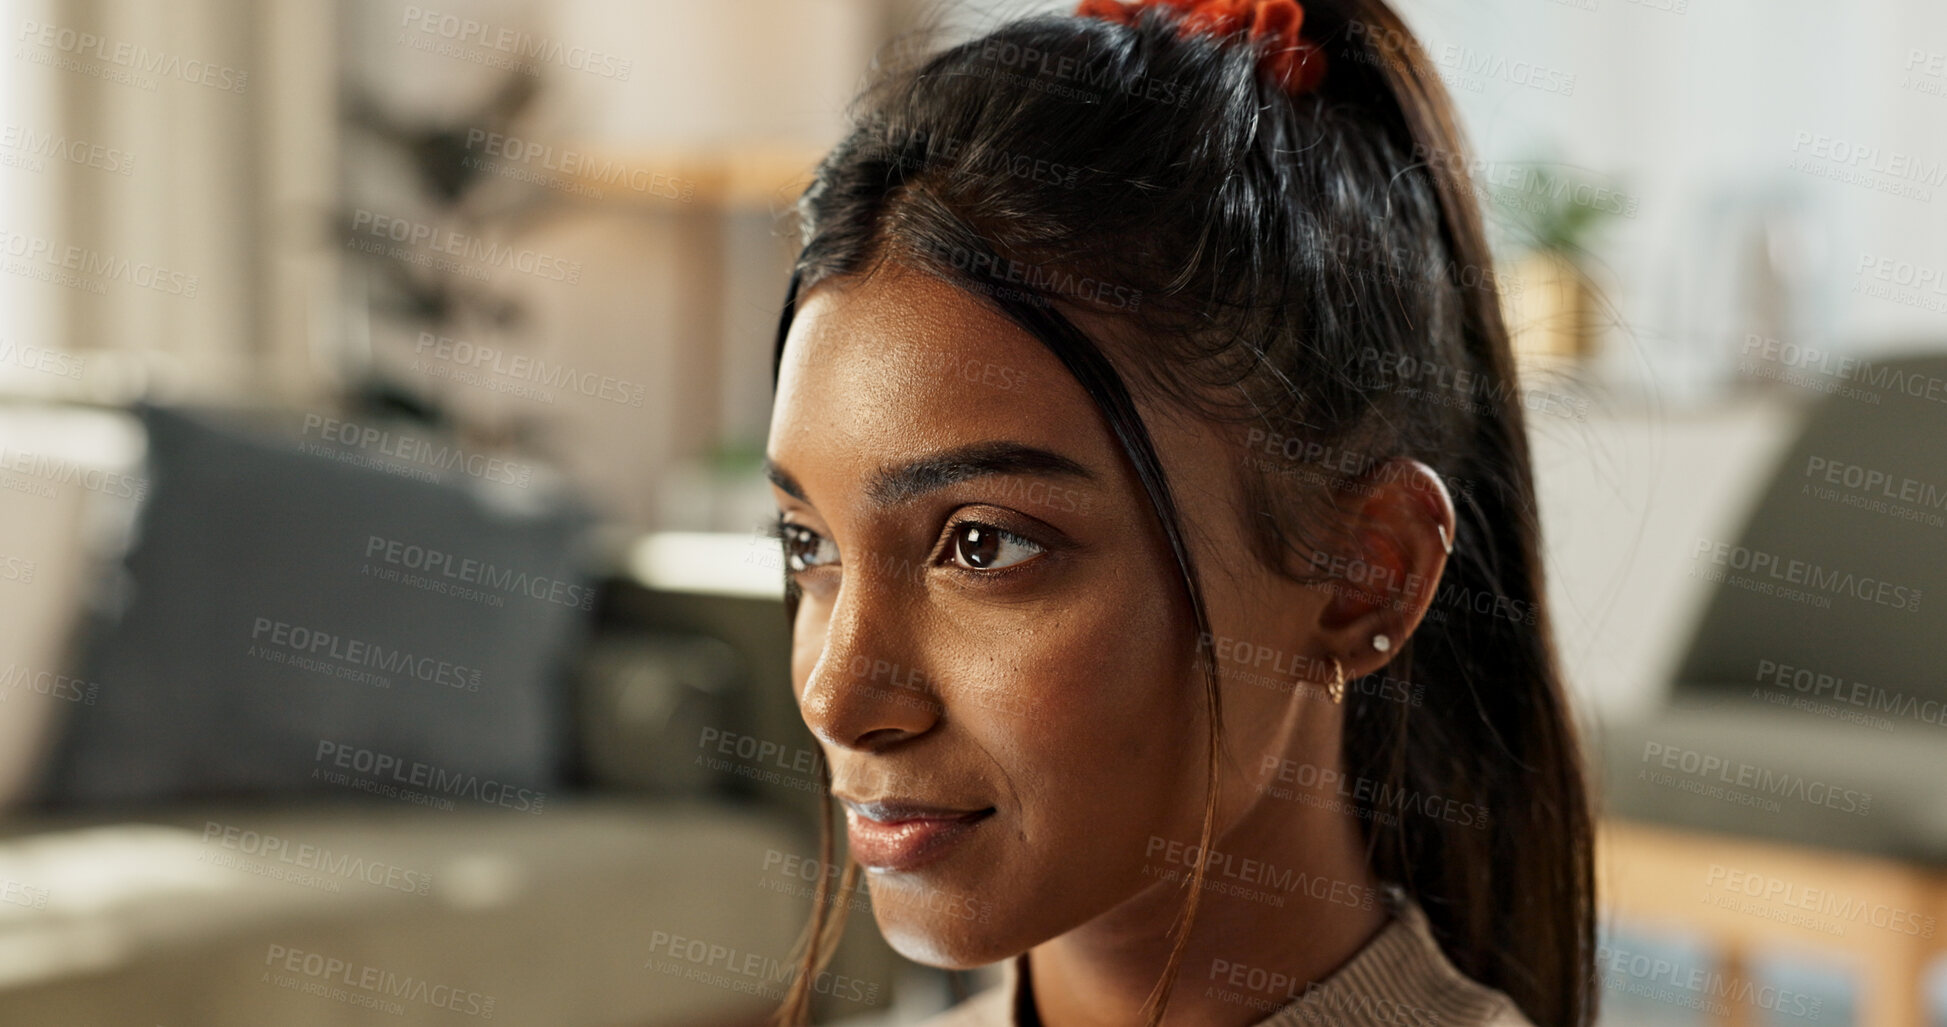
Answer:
[{"left": 966, "top": 586, "right": 1205, "bottom": 845}]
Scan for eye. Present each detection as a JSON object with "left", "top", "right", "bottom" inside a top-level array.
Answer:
[
  {"left": 776, "top": 521, "right": 838, "bottom": 573},
  {"left": 948, "top": 521, "right": 1045, "bottom": 571}
]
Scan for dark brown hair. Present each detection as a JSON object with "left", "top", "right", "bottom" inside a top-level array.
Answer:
[{"left": 767, "top": 3, "right": 1595, "bottom": 1024}]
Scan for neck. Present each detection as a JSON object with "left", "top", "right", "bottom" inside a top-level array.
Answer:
[{"left": 1023, "top": 763, "right": 1388, "bottom": 1026}]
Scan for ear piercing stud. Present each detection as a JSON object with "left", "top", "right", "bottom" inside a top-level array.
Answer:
[
  {"left": 1437, "top": 524, "right": 1453, "bottom": 554},
  {"left": 1372, "top": 634, "right": 1392, "bottom": 653}
]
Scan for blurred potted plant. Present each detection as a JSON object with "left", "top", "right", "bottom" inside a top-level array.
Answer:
[
  {"left": 335, "top": 74, "right": 568, "bottom": 450},
  {"left": 1489, "top": 163, "right": 1628, "bottom": 363}
]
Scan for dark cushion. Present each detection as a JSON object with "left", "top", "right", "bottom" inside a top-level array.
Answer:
[
  {"left": 37, "top": 403, "right": 595, "bottom": 809},
  {"left": 1674, "top": 354, "right": 1947, "bottom": 702}
]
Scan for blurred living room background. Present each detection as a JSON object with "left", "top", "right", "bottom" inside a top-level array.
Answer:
[{"left": 1, "top": 0, "right": 1944, "bottom": 1024}]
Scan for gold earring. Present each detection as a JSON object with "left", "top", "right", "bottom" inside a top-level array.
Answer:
[{"left": 1327, "top": 657, "right": 1345, "bottom": 705}]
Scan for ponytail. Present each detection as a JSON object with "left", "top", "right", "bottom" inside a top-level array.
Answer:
[{"left": 1325, "top": 4, "right": 1596, "bottom": 1023}]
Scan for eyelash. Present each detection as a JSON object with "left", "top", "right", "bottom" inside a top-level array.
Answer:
[{"left": 762, "top": 512, "right": 1048, "bottom": 581}]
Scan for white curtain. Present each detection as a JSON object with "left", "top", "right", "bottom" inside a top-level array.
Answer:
[
  {"left": 0, "top": 0, "right": 337, "bottom": 806},
  {"left": 33, "top": 0, "right": 339, "bottom": 400}
]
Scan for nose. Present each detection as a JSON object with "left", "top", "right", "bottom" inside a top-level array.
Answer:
[{"left": 796, "top": 573, "right": 942, "bottom": 753}]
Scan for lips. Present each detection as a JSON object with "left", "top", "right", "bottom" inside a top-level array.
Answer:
[{"left": 842, "top": 799, "right": 995, "bottom": 873}]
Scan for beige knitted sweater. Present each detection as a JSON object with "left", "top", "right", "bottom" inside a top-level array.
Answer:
[{"left": 913, "top": 896, "right": 1534, "bottom": 1027}]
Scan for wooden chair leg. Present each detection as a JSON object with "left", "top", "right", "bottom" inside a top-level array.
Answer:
[{"left": 1719, "top": 943, "right": 1753, "bottom": 1027}]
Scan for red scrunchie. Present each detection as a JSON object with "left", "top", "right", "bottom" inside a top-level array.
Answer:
[{"left": 1076, "top": 0, "right": 1327, "bottom": 95}]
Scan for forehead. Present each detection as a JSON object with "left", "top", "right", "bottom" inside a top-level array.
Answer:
[{"left": 766, "top": 266, "right": 1113, "bottom": 493}]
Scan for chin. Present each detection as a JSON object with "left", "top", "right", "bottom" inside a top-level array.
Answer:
[
  {"left": 867, "top": 884, "right": 1016, "bottom": 970},
  {"left": 876, "top": 916, "right": 1009, "bottom": 971}
]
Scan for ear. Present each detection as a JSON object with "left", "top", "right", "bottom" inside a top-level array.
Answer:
[{"left": 1307, "top": 458, "right": 1456, "bottom": 681}]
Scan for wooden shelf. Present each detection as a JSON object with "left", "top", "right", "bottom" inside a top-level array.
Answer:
[{"left": 557, "top": 142, "right": 829, "bottom": 211}]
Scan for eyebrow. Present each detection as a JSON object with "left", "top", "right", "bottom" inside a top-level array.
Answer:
[{"left": 764, "top": 441, "right": 1099, "bottom": 509}]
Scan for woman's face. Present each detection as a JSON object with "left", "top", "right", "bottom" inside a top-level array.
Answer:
[{"left": 764, "top": 264, "right": 1341, "bottom": 968}]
